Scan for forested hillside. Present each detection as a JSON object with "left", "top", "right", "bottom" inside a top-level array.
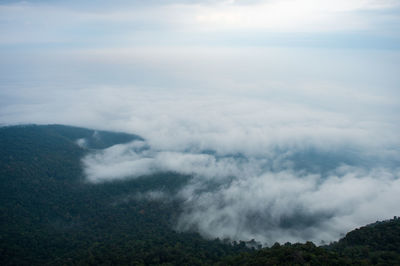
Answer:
[
  {"left": 219, "top": 216, "right": 400, "bottom": 265},
  {"left": 0, "top": 125, "right": 399, "bottom": 265},
  {"left": 0, "top": 125, "right": 250, "bottom": 265},
  {"left": 327, "top": 217, "right": 400, "bottom": 265}
]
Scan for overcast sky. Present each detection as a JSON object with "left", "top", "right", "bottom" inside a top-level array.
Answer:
[{"left": 1, "top": 0, "right": 400, "bottom": 245}]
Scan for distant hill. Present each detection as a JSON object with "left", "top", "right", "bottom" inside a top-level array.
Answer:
[
  {"left": 327, "top": 217, "right": 400, "bottom": 265},
  {"left": 220, "top": 218, "right": 400, "bottom": 265},
  {"left": 0, "top": 124, "right": 399, "bottom": 265}
]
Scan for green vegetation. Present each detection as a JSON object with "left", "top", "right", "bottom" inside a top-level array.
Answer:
[
  {"left": 327, "top": 217, "right": 400, "bottom": 265},
  {"left": 220, "top": 242, "right": 361, "bottom": 266},
  {"left": 220, "top": 217, "right": 400, "bottom": 265},
  {"left": 0, "top": 125, "right": 249, "bottom": 265},
  {"left": 1, "top": 124, "right": 399, "bottom": 265}
]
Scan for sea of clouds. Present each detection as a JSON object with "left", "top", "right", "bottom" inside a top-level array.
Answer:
[
  {"left": 1, "top": 46, "right": 400, "bottom": 245},
  {"left": 81, "top": 120, "right": 400, "bottom": 245},
  {"left": 70, "top": 50, "right": 400, "bottom": 243}
]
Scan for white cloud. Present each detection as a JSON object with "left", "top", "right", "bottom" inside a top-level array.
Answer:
[
  {"left": 73, "top": 76, "right": 400, "bottom": 244},
  {"left": 176, "top": 167, "right": 400, "bottom": 244},
  {"left": 81, "top": 135, "right": 400, "bottom": 244}
]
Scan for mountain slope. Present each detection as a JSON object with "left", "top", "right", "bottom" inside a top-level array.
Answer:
[
  {"left": 327, "top": 217, "right": 400, "bottom": 265},
  {"left": 0, "top": 124, "right": 248, "bottom": 265}
]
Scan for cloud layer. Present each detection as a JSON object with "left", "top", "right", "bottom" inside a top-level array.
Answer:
[
  {"left": 81, "top": 130, "right": 400, "bottom": 245},
  {"left": 1, "top": 0, "right": 400, "bottom": 247}
]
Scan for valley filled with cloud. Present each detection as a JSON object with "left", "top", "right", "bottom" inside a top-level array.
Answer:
[{"left": 1, "top": 0, "right": 400, "bottom": 246}]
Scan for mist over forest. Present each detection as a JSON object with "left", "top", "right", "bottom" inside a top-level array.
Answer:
[{"left": 1, "top": 0, "right": 400, "bottom": 264}]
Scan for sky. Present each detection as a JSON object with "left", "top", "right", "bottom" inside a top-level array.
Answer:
[{"left": 1, "top": 0, "right": 400, "bottom": 245}]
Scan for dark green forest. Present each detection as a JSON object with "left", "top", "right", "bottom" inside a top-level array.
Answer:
[{"left": 1, "top": 124, "right": 399, "bottom": 265}]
